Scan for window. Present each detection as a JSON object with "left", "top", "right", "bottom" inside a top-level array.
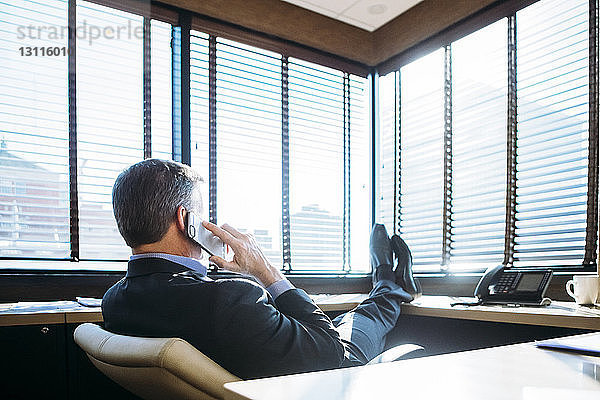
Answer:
[
  {"left": 377, "top": 72, "right": 398, "bottom": 236},
  {"left": 151, "top": 20, "right": 174, "bottom": 160},
  {"left": 398, "top": 49, "right": 445, "bottom": 269},
  {"left": 5, "top": 0, "right": 594, "bottom": 275},
  {"left": 190, "top": 44, "right": 370, "bottom": 273},
  {"left": 0, "top": 0, "right": 173, "bottom": 262},
  {"left": 450, "top": 19, "right": 508, "bottom": 269},
  {"left": 288, "top": 59, "right": 370, "bottom": 272},
  {"left": 0, "top": 0, "right": 70, "bottom": 259},
  {"left": 76, "top": 0, "right": 144, "bottom": 260},
  {"left": 348, "top": 75, "right": 371, "bottom": 273},
  {"left": 515, "top": 0, "right": 590, "bottom": 267},
  {"left": 288, "top": 59, "right": 345, "bottom": 271},
  {"left": 377, "top": 0, "right": 597, "bottom": 272},
  {"left": 190, "top": 30, "right": 210, "bottom": 187},
  {"left": 2, "top": 0, "right": 372, "bottom": 273},
  {"left": 215, "top": 39, "right": 282, "bottom": 267}
]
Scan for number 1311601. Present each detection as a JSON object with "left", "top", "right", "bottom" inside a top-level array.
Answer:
[{"left": 19, "top": 47, "right": 68, "bottom": 56}]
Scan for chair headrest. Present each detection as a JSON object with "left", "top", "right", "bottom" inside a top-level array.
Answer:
[{"left": 74, "top": 323, "right": 181, "bottom": 367}]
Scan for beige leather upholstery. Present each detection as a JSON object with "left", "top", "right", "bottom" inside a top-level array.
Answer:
[{"left": 73, "top": 323, "right": 240, "bottom": 400}]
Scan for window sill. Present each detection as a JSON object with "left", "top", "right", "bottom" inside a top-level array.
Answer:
[
  {"left": 0, "top": 259, "right": 596, "bottom": 303},
  {"left": 0, "top": 259, "right": 128, "bottom": 272}
]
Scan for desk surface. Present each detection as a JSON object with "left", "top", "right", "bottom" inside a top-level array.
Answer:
[
  {"left": 1, "top": 295, "right": 599, "bottom": 329},
  {"left": 405, "top": 295, "right": 600, "bottom": 330},
  {"left": 318, "top": 294, "right": 600, "bottom": 330},
  {"left": 224, "top": 332, "right": 600, "bottom": 400}
]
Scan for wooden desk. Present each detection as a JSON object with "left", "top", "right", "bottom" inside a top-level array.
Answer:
[
  {"left": 404, "top": 296, "right": 600, "bottom": 330},
  {"left": 0, "top": 301, "right": 102, "bottom": 326},
  {"left": 1, "top": 295, "right": 599, "bottom": 329},
  {"left": 317, "top": 295, "right": 600, "bottom": 330},
  {"left": 224, "top": 332, "right": 600, "bottom": 400}
]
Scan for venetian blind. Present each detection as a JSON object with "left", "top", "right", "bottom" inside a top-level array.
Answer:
[
  {"left": 514, "top": 0, "right": 590, "bottom": 267},
  {"left": 399, "top": 49, "right": 445, "bottom": 270},
  {"left": 0, "top": 0, "right": 70, "bottom": 259},
  {"left": 450, "top": 19, "right": 508, "bottom": 269}
]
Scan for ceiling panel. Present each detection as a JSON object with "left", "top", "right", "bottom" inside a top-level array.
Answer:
[{"left": 282, "top": 0, "right": 424, "bottom": 32}]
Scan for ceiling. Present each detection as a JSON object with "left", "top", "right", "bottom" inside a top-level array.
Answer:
[{"left": 281, "top": 0, "right": 425, "bottom": 32}]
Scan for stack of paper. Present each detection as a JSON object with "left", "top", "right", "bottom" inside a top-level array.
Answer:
[{"left": 535, "top": 334, "right": 600, "bottom": 356}]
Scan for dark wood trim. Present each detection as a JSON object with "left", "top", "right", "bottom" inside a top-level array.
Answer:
[
  {"left": 208, "top": 35, "right": 217, "bottom": 222},
  {"left": 441, "top": 45, "right": 453, "bottom": 269},
  {"left": 0, "top": 270, "right": 584, "bottom": 302},
  {"left": 179, "top": 12, "right": 192, "bottom": 166},
  {"left": 0, "top": 272, "right": 372, "bottom": 302},
  {"left": 143, "top": 17, "right": 152, "bottom": 159},
  {"left": 343, "top": 73, "right": 351, "bottom": 271},
  {"left": 68, "top": 0, "right": 79, "bottom": 262},
  {"left": 376, "top": 0, "right": 539, "bottom": 75},
  {"left": 160, "top": 0, "right": 373, "bottom": 68},
  {"left": 394, "top": 71, "right": 401, "bottom": 235},
  {"left": 0, "top": 273, "right": 124, "bottom": 303},
  {"left": 188, "top": 13, "right": 370, "bottom": 77},
  {"left": 86, "top": 0, "right": 179, "bottom": 24},
  {"left": 585, "top": 0, "right": 599, "bottom": 267},
  {"left": 281, "top": 56, "right": 292, "bottom": 271},
  {"left": 504, "top": 14, "right": 518, "bottom": 266},
  {"left": 86, "top": 0, "right": 541, "bottom": 78}
]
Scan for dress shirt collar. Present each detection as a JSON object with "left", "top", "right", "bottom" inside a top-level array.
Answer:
[{"left": 128, "top": 253, "right": 208, "bottom": 277}]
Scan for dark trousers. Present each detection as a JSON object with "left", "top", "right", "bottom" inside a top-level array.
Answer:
[{"left": 332, "top": 280, "right": 410, "bottom": 366}]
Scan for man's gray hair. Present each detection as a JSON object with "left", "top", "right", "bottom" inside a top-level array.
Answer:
[{"left": 112, "top": 159, "right": 203, "bottom": 248}]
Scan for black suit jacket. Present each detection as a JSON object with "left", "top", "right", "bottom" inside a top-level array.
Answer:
[{"left": 102, "top": 257, "right": 345, "bottom": 379}]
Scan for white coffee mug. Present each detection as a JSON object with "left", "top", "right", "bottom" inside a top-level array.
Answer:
[{"left": 565, "top": 275, "right": 600, "bottom": 305}]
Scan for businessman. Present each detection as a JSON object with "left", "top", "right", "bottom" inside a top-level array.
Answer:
[{"left": 102, "top": 159, "right": 422, "bottom": 379}]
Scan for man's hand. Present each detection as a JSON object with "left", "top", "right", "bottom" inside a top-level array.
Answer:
[{"left": 202, "top": 221, "right": 285, "bottom": 287}]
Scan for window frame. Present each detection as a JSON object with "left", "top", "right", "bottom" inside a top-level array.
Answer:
[
  {"left": 0, "top": 0, "right": 374, "bottom": 277},
  {"left": 0, "top": 0, "right": 597, "bottom": 289},
  {"left": 376, "top": 0, "right": 599, "bottom": 274}
]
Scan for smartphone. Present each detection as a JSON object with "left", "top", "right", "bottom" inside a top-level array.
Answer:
[{"left": 185, "top": 211, "right": 225, "bottom": 258}]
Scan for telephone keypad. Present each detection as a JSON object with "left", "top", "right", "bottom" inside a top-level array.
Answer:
[{"left": 495, "top": 274, "right": 518, "bottom": 293}]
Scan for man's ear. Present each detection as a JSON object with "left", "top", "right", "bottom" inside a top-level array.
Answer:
[{"left": 175, "top": 205, "right": 187, "bottom": 233}]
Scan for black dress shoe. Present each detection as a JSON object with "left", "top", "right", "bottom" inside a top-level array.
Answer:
[
  {"left": 390, "top": 235, "right": 422, "bottom": 298},
  {"left": 369, "top": 224, "right": 396, "bottom": 285}
]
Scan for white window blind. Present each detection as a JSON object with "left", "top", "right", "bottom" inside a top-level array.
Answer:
[
  {"left": 190, "top": 37, "right": 369, "bottom": 272},
  {"left": 348, "top": 75, "right": 371, "bottom": 272},
  {"left": 399, "top": 49, "right": 445, "bottom": 270},
  {"left": 288, "top": 58, "right": 345, "bottom": 271},
  {"left": 77, "top": 2, "right": 174, "bottom": 260},
  {"left": 76, "top": 0, "right": 143, "bottom": 260},
  {"left": 0, "top": 0, "right": 70, "bottom": 258},
  {"left": 0, "top": 0, "right": 174, "bottom": 263},
  {"left": 190, "top": 31, "right": 210, "bottom": 189},
  {"left": 151, "top": 20, "right": 173, "bottom": 160},
  {"left": 377, "top": 72, "right": 398, "bottom": 237},
  {"left": 450, "top": 19, "right": 508, "bottom": 269},
  {"left": 515, "top": 0, "right": 589, "bottom": 266},
  {"left": 216, "top": 39, "right": 282, "bottom": 267}
]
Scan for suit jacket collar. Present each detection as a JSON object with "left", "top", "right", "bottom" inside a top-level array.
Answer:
[{"left": 126, "top": 257, "right": 190, "bottom": 278}]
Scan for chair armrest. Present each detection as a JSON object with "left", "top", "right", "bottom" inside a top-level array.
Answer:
[{"left": 367, "top": 344, "right": 425, "bottom": 365}]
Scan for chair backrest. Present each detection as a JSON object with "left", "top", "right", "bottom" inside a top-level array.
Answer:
[{"left": 73, "top": 323, "right": 240, "bottom": 400}]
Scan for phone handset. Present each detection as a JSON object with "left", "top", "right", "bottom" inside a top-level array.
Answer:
[
  {"left": 185, "top": 211, "right": 225, "bottom": 259},
  {"left": 450, "top": 264, "right": 505, "bottom": 306},
  {"left": 474, "top": 264, "right": 505, "bottom": 301}
]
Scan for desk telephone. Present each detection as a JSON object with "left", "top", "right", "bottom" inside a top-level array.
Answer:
[{"left": 462, "top": 265, "right": 552, "bottom": 306}]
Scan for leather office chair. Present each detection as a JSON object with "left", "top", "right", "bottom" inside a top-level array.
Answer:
[
  {"left": 74, "top": 323, "right": 424, "bottom": 400},
  {"left": 73, "top": 323, "right": 240, "bottom": 400}
]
